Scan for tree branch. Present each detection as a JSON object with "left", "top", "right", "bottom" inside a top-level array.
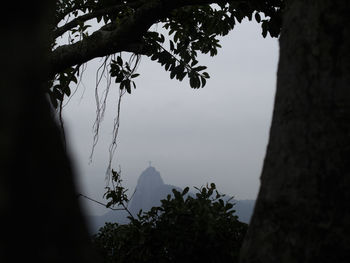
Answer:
[
  {"left": 49, "top": 0, "right": 227, "bottom": 78},
  {"left": 54, "top": 1, "right": 144, "bottom": 39}
]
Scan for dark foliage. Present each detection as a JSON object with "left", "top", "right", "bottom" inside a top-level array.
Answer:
[
  {"left": 92, "top": 183, "right": 247, "bottom": 263},
  {"left": 49, "top": 0, "right": 283, "bottom": 106}
]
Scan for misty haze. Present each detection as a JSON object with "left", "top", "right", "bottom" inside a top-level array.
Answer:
[
  {"left": 3, "top": 1, "right": 349, "bottom": 262},
  {"left": 63, "top": 21, "right": 278, "bottom": 218}
]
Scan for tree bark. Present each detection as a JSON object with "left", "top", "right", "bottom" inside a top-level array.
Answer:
[
  {"left": 240, "top": 1, "right": 350, "bottom": 262},
  {"left": 0, "top": 2, "right": 94, "bottom": 262}
]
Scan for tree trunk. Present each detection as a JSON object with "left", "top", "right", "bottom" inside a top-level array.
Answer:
[
  {"left": 0, "top": 2, "right": 93, "bottom": 262},
  {"left": 240, "top": 1, "right": 350, "bottom": 262}
]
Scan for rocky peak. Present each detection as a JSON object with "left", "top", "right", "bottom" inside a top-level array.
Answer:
[
  {"left": 129, "top": 166, "right": 167, "bottom": 215},
  {"left": 136, "top": 166, "right": 164, "bottom": 193}
]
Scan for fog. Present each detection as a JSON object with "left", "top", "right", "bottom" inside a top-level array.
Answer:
[{"left": 62, "top": 20, "right": 279, "bottom": 216}]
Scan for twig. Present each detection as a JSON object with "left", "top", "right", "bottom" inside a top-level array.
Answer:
[{"left": 77, "top": 193, "right": 125, "bottom": 211}]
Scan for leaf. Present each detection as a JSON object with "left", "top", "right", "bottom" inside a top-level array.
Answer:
[
  {"left": 120, "top": 80, "right": 125, "bottom": 90},
  {"left": 190, "top": 75, "right": 200, "bottom": 89},
  {"left": 53, "top": 84, "right": 61, "bottom": 90},
  {"left": 64, "top": 86, "right": 71, "bottom": 96},
  {"left": 177, "top": 71, "right": 187, "bottom": 81},
  {"left": 172, "top": 189, "right": 180, "bottom": 195},
  {"left": 131, "top": 73, "right": 140, "bottom": 78},
  {"left": 193, "top": 66, "right": 207, "bottom": 72},
  {"left": 151, "top": 54, "right": 158, "bottom": 61},
  {"left": 53, "top": 88, "right": 63, "bottom": 101},
  {"left": 261, "top": 20, "right": 268, "bottom": 38},
  {"left": 174, "top": 31, "right": 180, "bottom": 43},
  {"left": 170, "top": 70, "right": 176, "bottom": 79},
  {"left": 189, "top": 75, "right": 196, "bottom": 88},
  {"left": 146, "top": 31, "right": 159, "bottom": 39},
  {"left": 160, "top": 34, "right": 165, "bottom": 43},
  {"left": 182, "top": 187, "right": 189, "bottom": 196},
  {"left": 202, "top": 72, "right": 210, "bottom": 78},
  {"left": 117, "top": 56, "right": 123, "bottom": 66},
  {"left": 165, "top": 62, "right": 171, "bottom": 71},
  {"left": 115, "top": 73, "right": 124, "bottom": 83},
  {"left": 255, "top": 12, "right": 261, "bottom": 23},
  {"left": 125, "top": 80, "right": 131, "bottom": 94},
  {"left": 169, "top": 40, "right": 175, "bottom": 51},
  {"left": 71, "top": 75, "right": 78, "bottom": 84},
  {"left": 200, "top": 76, "right": 207, "bottom": 88},
  {"left": 191, "top": 60, "right": 198, "bottom": 67},
  {"left": 173, "top": 64, "right": 184, "bottom": 80},
  {"left": 225, "top": 203, "right": 234, "bottom": 210}
]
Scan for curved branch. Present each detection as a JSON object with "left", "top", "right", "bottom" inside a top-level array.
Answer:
[
  {"left": 49, "top": 0, "right": 223, "bottom": 78},
  {"left": 54, "top": 1, "right": 144, "bottom": 39}
]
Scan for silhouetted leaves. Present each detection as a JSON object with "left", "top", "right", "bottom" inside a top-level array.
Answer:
[
  {"left": 104, "top": 169, "right": 130, "bottom": 208},
  {"left": 51, "top": 0, "right": 284, "bottom": 104},
  {"left": 109, "top": 56, "right": 138, "bottom": 94},
  {"left": 92, "top": 183, "right": 248, "bottom": 263}
]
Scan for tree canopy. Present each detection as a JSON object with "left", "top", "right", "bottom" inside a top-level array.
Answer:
[
  {"left": 3, "top": 1, "right": 350, "bottom": 262},
  {"left": 49, "top": 0, "right": 283, "bottom": 107},
  {"left": 92, "top": 183, "right": 247, "bottom": 263}
]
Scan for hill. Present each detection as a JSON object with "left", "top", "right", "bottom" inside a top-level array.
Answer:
[{"left": 87, "top": 166, "right": 255, "bottom": 233}]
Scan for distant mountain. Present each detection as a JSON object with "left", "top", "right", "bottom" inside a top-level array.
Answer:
[
  {"left": 128, "top": 166, "right": 181, "bottom": 216},
  {"left": 87, "top": 166, "right": 255, "bottom": 233}
]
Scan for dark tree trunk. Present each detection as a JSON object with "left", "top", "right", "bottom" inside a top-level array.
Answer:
[
  {"left": 0, "top": 2, "right": 93, "bottom": 262},
  {"left": 240, "top": 1, "right": 350, "bottom": 262}
]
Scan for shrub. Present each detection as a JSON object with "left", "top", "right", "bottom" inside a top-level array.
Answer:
[{"left": 92, "top": 183, "right": 247, "bottom": 263}]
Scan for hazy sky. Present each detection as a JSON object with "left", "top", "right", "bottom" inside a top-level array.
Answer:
[{"left": 62, "top": 20, "right": 279, "bottom": 216}]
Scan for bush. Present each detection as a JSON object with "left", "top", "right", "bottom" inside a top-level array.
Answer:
[{"left": 92, "top": 183, "right": 247, "bottom": 263}]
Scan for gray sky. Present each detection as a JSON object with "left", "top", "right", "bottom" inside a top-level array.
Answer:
[{"left": 62, "top": 20, "right": 279, "bottom": 216}]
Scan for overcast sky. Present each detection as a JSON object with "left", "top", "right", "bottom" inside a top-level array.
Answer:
[{"left": 62, "top": 19, "right": 279, "bottom": 216}]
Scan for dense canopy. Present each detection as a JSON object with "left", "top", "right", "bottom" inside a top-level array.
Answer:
[{"left": 50, "top": 0, "right": 283, "bottom": 106}]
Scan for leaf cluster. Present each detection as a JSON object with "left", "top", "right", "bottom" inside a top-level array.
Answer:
[
  {"left": 55, "top": 0, "right": 134, "bottom": 25},
  {"left": 50, "top": 0, "right": 284, "bottom": 106},
  {"left": 138, "top": 1, "right": 283, "bottom": 89},
  {"left": 48, "top": 66, "right": 79, "bottom": 108},
  {"left": 143, "top": 31, "right": 210, "bottom": 89},
  {"left": 110, "top": 55, "right": 140, "bottom": 94},
  {"left": 92, "top": 183, "right": 248, "bottom": 263},
  {"left": 104, "top": 169, "right": 130, "bottom": 208}
]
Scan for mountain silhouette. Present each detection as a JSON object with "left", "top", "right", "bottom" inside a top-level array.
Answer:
[
  {"left": 87, "top": 166, "right": 255, "bottom": 233},
  {"left": 128, "top": 166, "right": 181, "bottom": 216}
]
